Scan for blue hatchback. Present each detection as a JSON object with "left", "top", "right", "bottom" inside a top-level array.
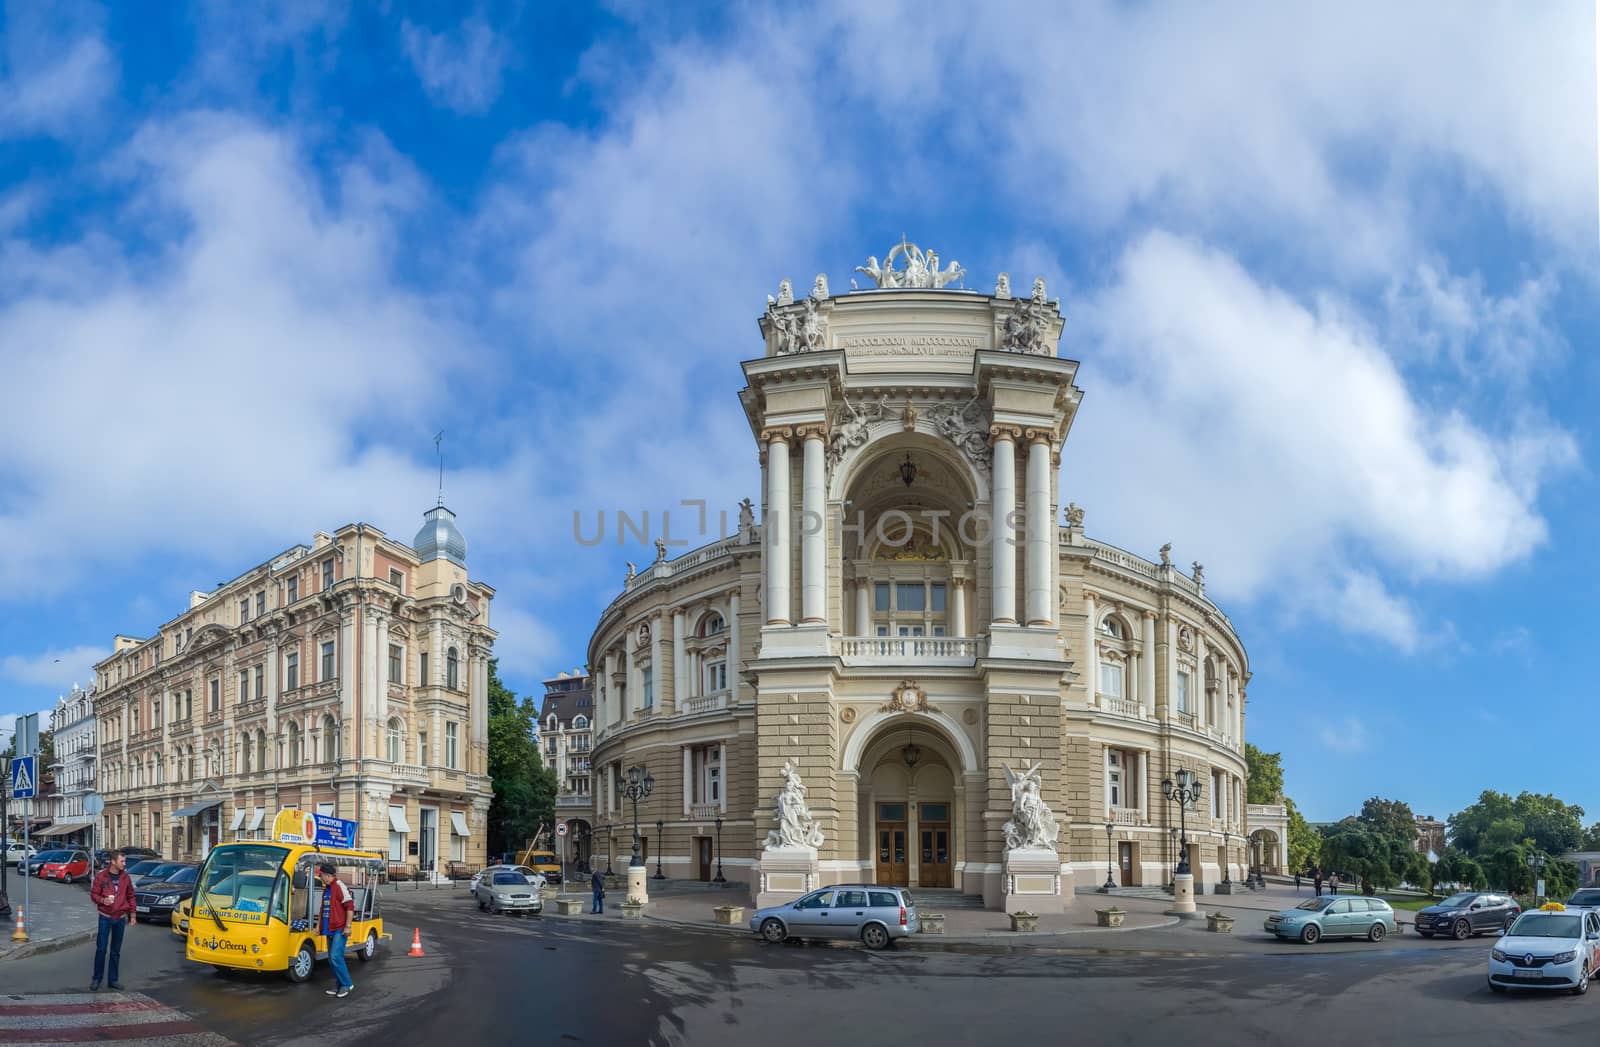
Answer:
[{"left": 1264, "top": 895, "right": 1397, "bottom": 944}]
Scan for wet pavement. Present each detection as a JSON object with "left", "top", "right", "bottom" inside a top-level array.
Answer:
[
  {"left": 0, "top": 877, "right": 100, "bottom": 961},
  {"left": 2, "top": 886, "right": 1598, "bottom": 1046}
]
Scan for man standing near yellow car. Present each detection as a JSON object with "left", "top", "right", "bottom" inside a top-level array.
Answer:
[{"left": 317, "top": 862, "right": 356, "bottom": 998}]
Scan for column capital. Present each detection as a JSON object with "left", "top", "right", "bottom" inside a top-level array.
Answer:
[
  {"left": 1022, "top": 426, "right": 1055, "bottom": 445},
  {"left": 1142, "top": 608, "right": 1158, "bottom": 620},
  {"left": 988, "top": 423, "right": 1024, "bottom": 444},
  {"left": 1083, "top": 589, "right": 1099, "bottom": 604},
  {"left": 793, "top": 423, "right": 828, "bottom": 442},
  {"left": 760, "top": 425, "right": 794, "bottom": 444}
]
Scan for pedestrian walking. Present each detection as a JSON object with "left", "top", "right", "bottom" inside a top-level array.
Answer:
[
  {"left": 591, "top": 868, "right": 605, "bottom": 914},
  {"left": 89, "top": 850, "right": 136, "bottom": 991},
  {"left": 1313, "top": 868, "right": 1323, "bottom": 897},
  {"left": 317, "top": 862, "right": 355, "bottom": 998},
  {"left": 1329, "top": 873, "right": 1339, "bottom": 896},
  {"left": 1294, "top": 870, "right": 1301, "bottom": 893}
]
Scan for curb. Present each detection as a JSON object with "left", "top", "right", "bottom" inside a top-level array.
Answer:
[{"left": 0, "top": 928, "right": 97, "bottom": 963}]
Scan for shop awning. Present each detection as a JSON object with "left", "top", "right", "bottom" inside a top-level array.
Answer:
[
  {"left": 33, "top": 822, "right": 79, "bottom": 837},
  {"left": 247, "top": 808, "right": 266, "bottom": 831},
  {"left": 172, "top": 800, "right": 221, "bottom": 819},
  {"left": 388, "top": 807, "right": 411, "bottom": 834},
  {"left": 450, "top": 812, "right": 471, "bottom": 838},
  {"left": 228, "top": 809, "right": 247, "bottom": 831}
]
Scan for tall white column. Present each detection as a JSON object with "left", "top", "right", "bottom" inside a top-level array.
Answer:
[
  {"left": 1238, "top": 688, "right": 1246, "bottom": 747},
  {"left": 990, "top": 427, "right": 1018, "bottom": 625},
  {"left": 1166, "top": 618, "right": 1178, "bottom": 717},
  {"left": 603, "top": 650, "right": 618, "bottom": 728},
  {"left": 652, "top": 614, "right": 665, "bottom": 711},
  {"left": 951, "top": 579, "right": 967, "bottom": 638},
  {"left": 764, "top": 429, "right": 792, "bottom": 625},
  {"left": 624, "top": 626, "right": 637, "bottom": 719},
  {"left": 1194, "top": 631, "right": 1208, "bottom": 727},
  {"left": 1083, "top": 591, "right": 1099, "bottom": 705},
  {"left": 854, "top": 577, "right": 871, "bottom": 636},
  {"left": 682, "top": 747, "right": 692, "bottom": 815},
  {"left": 1024, "top": 430, "right": 1053, "bottom": 626},
  {"left": 717, "top": 741, "right": 727, "bottom": 813},
  {"left": 672, "top": 611, "right": 686, "bottom": 708},
  {"left": 1137, "top": 750, "right": 1149, "bottom": 820},
  {"left": 728, "top": 591, "right": 741, "bottom": 701},
  {"left": 799, "top": 427, "right": 827, "bottom": 624},
  {"left": 1141, "top": 612, "right": 1157, "bottom": 715}
]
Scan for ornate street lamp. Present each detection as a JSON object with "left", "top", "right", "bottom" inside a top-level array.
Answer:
[
  {"left": 1099, "top": 823, "right": 1116, "bottom": 892},
  {"left": 1161, "top": 769, "right": 1204, "bottom": 877},
  {"left": 621, "top": 765, "right": 654, "bottom": 868},
  {"left": 1168, "top": 827, "right": 1179, "bottom": 889},
  {"left": 603, "top": 818, "right": 615, "bottom": 877},
  {"left": 1528, "top": 853, "right": 1548, "bottom": 901},
  {"left": 1221, "top": 830, "right": 1232, "bottom": 886},
  {"left": 713, "top": 814, "right": 727, "bottom": 885},
  {"left": 654, "top": 818, "right": 666, "bottom": 880}
]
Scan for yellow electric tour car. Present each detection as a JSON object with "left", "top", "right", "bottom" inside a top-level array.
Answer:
[{"left": 185, "top": 809, "right": 388, "bottom": 981}]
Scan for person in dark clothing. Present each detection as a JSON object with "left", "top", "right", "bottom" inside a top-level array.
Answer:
[
  {"left": 1313, "top": 868, "right": 1324, "bottom": 897},
  {"left": 591, "top": 868, "right": 605, "bottom": 914},
  {"left": 1294, "top": 871, "right": 1301, "bottom": 893},
  {"left": 89, "top": 851, "right": 137, "bottom": 991}
]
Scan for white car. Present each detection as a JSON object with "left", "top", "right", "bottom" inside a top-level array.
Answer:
[
  {"left": 1488, "top": 906, "right": 1600, "bottom": 995},
  {"left": 470, "top": 865, "right": 544, "bottom": 899},
  {"left": 4, "top": 842, "right": 37, "bottom": 865}
]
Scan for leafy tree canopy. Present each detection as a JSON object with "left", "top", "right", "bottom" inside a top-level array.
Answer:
[
  {"left": 486, "top": 660, "right": 557, "bottom": 859},
  {"left": 1244, "top": 744, "right": 1284, "bottom": 805},
  {"left": 1447, "top": 790, "right": 1584, "bottom": 858},
  {"left": 1357, "top": 796, "right": 1416, "bottom": 845}
]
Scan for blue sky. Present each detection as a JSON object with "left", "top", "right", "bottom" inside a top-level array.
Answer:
[{"left": 1, "top": 1, "right": 1596, "bottom": 825}]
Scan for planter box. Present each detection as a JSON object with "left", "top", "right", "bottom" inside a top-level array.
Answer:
[
  {"left": 539, "top": 884, "right": 560, "bottom": 900},
  {"left": 1009, "top": 913, "right": 1039, "bottom": 933},
  {"left": 1206, "top": 914, "right": 1235, "bottom": 933},
  {"left": 1095, "top": 908, "right": 1126, "bottom": 928},
  {"left": 621, "top": 901, "right": 645, "bottom": 921},
  {"left": 555, "top": 897, "right": 585, "bottom": 916},
  {"left": 713, "top": 905, "right": 745, "bottom": 926},
  {"left": 920, "top": 913, "right": 945, "bottom": 935}
]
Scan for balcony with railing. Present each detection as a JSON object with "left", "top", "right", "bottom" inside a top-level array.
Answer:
[
  {"left": 689, "top": 803, "right": 720, "bottom": 821},
  {"left": 391, "top": 764, "right": 430, "bottom": 789},
  {"left": 680, "top": 690, "right": 730, "bottom": 717},
  {"left": 556, "top": 793, "right": 593, "bottom": 809},
  {"left": 1096, "top": 694, "right": 1145, "bottom": 720},
  {"left": 1109, "top": 807, "right": 1143, "bottom": 826},
  {"left": 835, "top": 635, "right": 985, "bottom": 667}
]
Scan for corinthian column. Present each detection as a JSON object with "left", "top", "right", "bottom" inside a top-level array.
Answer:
[
  {"left": 763, "top": 427, "right": 793, "bottom": 625},
  {"left": 989, "top": 425, "right": 1020, "bottom": 625},
  {"left": 1024, "top": 428, "right": 1054, "bottom": 626},
  {"left": 798, "top": 425, "right": 827, "bottom": 624}
]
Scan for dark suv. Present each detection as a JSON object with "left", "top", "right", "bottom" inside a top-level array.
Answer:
[{"left": 1414, "top": 892, "right": 1520, "bottom": 939}]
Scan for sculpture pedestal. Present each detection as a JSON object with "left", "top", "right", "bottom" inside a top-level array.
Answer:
[
  {"left": 627, "top": 864, "right": 649, "bottom": 905},
  {"left": 1167, "top": 873, "right": 1198, "bottom": 917},
  {"left": 1002, "top": 847, "right": 1064, "bottom": 915},
  {"left": 754, "top": 846, "right": 819, "bottom": 908}
]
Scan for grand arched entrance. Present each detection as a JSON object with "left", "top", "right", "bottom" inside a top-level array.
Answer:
[{"left": 850, "top": 713, "right": 972, "bottom": 890}]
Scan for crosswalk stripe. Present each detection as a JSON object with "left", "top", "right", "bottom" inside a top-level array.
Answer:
[{"left": 0, "top": 993, "right": 236, "bottom": 1047}]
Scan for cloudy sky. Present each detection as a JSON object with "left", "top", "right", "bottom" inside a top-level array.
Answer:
[{"left": 1, "top": 2, "right": 1595, "bottom": 824}]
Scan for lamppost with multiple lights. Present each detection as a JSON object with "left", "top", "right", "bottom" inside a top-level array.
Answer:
[
  {"left": 1099, "top": 823, "right": 1116, "bottom": 892},
  {"left": 621, "top": 764, "right": 654, "bottom": 902},
  {"left": 654, "top": 818, "right": 666, "bottom": 879},
  {"left": 1161, "top": 768, "right": 1204, "bottom": 915},
  {"left": 1527, "top": 853, "right": 1548, "bottom": 902},
  {"left": 713, "top": 815, "right": 727, "bottom": 885}
]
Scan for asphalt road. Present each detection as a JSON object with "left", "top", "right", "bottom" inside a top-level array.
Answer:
[{"left": 4, "top": 895, "right": 1599, "bottom": 1046}]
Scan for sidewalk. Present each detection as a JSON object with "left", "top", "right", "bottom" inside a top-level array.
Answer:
[{"left": 0, "top": 876, "right": 101, "bottom": 962}]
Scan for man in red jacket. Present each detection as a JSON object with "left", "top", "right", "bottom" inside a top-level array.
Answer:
[
  {"left": 89, "top": 850, "right": 137, "bottom": 991},
  {"left": 318, "top": 862, "right": 356, "bottom": 998}
]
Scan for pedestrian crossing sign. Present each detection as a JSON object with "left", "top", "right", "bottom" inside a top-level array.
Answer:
[{"left": 9, "top": 755, "right": 36, "bottom": 799}]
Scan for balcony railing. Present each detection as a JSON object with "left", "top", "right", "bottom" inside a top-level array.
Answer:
[
  {"left": 1097, "top": 695, "right": 1144, "bottom": 719},
  {"left": 391, "top": 764, "right": 430, "bottom": 789},
  {"left": 680, "top": 691, "right": 729, "bottom": 717},
  {"left": 556, "top": 794, "right": 592, "bottom": 808},
  {"left": 689, "top": 803, "right": 720, "bottom": 821},
  {"left": 836, "top": 635, "right": 984, "bottom": 667},
  {"left": 1110, "top": 807, "right": 1142, "bottom": 826}
]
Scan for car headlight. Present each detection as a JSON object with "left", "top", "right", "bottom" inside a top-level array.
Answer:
[
  {"left": 1554, "top": 950, "right": 1578, "bottom": 964},
  {"left": 1491, "top": 949, "right": 1507, "bottom": 961},
  {"left": 159, "top": 895, "right": 179, "bottom": 905}
]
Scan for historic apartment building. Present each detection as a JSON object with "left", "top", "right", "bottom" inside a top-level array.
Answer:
[
  {"left": 91, "top": 506, "right": 496, "bottom": 875},
  {"left": 541, "top": 670, "right": 594, "bottom": 867},
  {"left": 586, "top": 245, "right": 1260, "bottom": 908},
  {"left": 41, "top": 685, "right": 98, "bottom": 847}
]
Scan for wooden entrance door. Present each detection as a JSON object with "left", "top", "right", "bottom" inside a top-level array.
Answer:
[
  {"left": 695, "top": 837, "right": 713, "bottom": 881},
  {"left": 918, "top": 823, "right": 952, "bottom": 888},
  {"left": 876, "top": 823, "right": 908, "bottom": 886},
  {"left": 1119, "top": 842, "right": 1134, "bottom": 887}
]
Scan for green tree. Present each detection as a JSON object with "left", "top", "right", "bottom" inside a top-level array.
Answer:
[
  {"left": 1435, "top": 849, "right": 1488, "bottom": 891},
  {"left": 1244, "top": 744, "right": 1284, "bottom": 805},
  {"left": 1286, "top": 798, "right": 1319, "bottom": 872},
  {"left": 1580, "top": 822, "right": 1600, "bottom": 851},
  {"left": 1358, "top": 796, "right": 1416, "bottom": 845},
  {"left": 1447, "top": 791, "right": 1584, "bottom": 858},
  {"left": 486, "top": 660, "right": 557, "bottom": 859}
]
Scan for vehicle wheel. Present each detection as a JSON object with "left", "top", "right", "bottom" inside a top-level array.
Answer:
[
  {"left": 1368, "top": 923, "right": 1387, "bottom": 942},
  {"left": 1453, "top": 919, "right": 1472, "bottom": 941},
  {"left": 861, "top": 924, "right": 891, "bottom": 951},
  {"left": 285, "top": 942, "right": 315, "bottom": 983},
  {"left": 1300, "top": 924, "right": 1321, "bottom": 945},
  {"left": 1419, "top": 931, "right": 1434, "bottom": 938},
  {"left": 1504, "top": 915, "right": 1517, "bottom": 933},
  {"left": 490, "top": 897, "right": 501, "bottom": 915},
  {"left": 357, "top": 930, "right": 378, "bottom": 963},
  {"left": 760, "top": 918, "right": 787, "bottom": 944},
  {"left": 1488, "top": 980, "right": 1506, "bottom": 993},
  {"left": 1573, "top": 966, "right": 1590, "bottom": 996}
]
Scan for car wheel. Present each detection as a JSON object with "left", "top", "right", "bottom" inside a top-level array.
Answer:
[
  {"left": 1504, "top": 915, "right": 1517, "bottom": 933},
  {"left": 1368, "top": 923, "right": 1387, "bottom": 942},
  {"left": 1453, "top": 919, "right": 1472, "bottom": 941},
  {"left": 1300, "top": 924, "right": 1321, "bottom": 945},
  {"left": 861, "top": 924, "right": 891, "bottom": 951},
  {"left": 1574, "top": 966, "right": 1590, "bottom": 996},
  {"left": 491, "top": 897, "right": 501, "bottom": 915},
  {"left": 357, "top": 930, "right": 378, "bottom": 963},
  {"left": 1488, "top": 980, "right": 1506, "bottom": 994},
  {"left": 760, "top": 918, "right": 787, "bottom": 944},
  {"left": 286, "top": 942, "right": 315, "bottom": 983}
]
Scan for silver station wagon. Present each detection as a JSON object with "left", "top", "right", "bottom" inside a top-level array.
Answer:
[{"left": 750, "top": 885, "right": 920, "bottom": 950}]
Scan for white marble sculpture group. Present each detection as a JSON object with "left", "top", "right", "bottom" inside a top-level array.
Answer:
[
  {"left": 1002, "top": 762, "right": 1060, "bottom": 852},
  {"left": 764, "top": 759, "right": 825, "bottom": 850}
]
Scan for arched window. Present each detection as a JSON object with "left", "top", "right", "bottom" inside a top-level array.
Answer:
[
  {"left": 154, "top": 755, "right": 163, "bottom": 785},
  {"left": 288, "top": 723, "right": 301, "bottom": 765},
  {"left": 446, "top": 647, "right": 460, "bottom": 690},
  {"left": 1096, "top": 614, "right": 1131, "bottom": 704},
  {"left": 387, "top": 717, "right": 403, "bottom": 764},
  {"left": 242, "top": 736, "right": 252, "bottom": 774},
  {"left": 573, "top": 715, "right": 588, "bottom": 730},
  {"left": 322, "top": 714, "right": 339, "bottom": 763},
  {"left": 698, "top": 612, "right": 725, "bottom": 638},
  {"left": 257, "top": 729, "right": 268, "bottom": 771}
]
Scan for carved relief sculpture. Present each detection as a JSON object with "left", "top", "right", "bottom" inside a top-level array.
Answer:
[
  {"left": 826, "top": 394, "right": 889, "bottom": 470},
  {"left": 999, "top": 278, "right": 1056, "bottom": 355},
  {"left": 766, "top": 292, "right": 828, "bottom": 356},
  {"left": 1064, "top": 502, "right": 1085, "bottom": 527},
  {"left": 881, "top": 680, "right": 929, "bottom": 713},
  {"left": 763, "top": 760, "right": 825, "bottom": 850},
  {"left": 1002, "top": 762, "right": 1061, "bottom": 852},
  {"left": 924, "top": 398, "right": 993, "bottom": 472},
  {"left": 995, "top": 272, "right": 1012, "bottom": 299}
]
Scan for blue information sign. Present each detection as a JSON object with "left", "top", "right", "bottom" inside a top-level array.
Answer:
[
  {"left": 312, "top": 814, "right": 358, "bottom": 849},
  {"left": 10, "top": 755, "right": 36, "bottom": 799}
]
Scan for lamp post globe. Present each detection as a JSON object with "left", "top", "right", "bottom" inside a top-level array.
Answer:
[
  {"left": 1100, "top": 823, "right": 1116, "bottom": 892},
  {"left": 621, "top": 765, "right": 654, "bottom": 869},
  {"left": 1162, "top": 770, "right": 1203, "bottom": 877}
]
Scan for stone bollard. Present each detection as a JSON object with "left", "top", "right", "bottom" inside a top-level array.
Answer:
[
  {"left": 555, "top": 897, "right": 585, "bottom": 916},
  {"left": 920, "top": 913, "right": 945, "bottom": 935},
  {"left": 713, "top": 905, "right": 745, "bottom": 926},
  {"left": 1095, "top": 908, "right": 1126, "bottom": 928},
  {"left": 1009, "top": 911, "right": 1039, "bottom": 932},
  {"left": 621, "top": 900, "right": 645, "bottom": 920},
  {"left": 1206, "top": 912, "right": 1235, "bottom": 933}
]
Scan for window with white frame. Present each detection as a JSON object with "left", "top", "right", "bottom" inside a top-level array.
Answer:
[
  {"left": 388, "top": 644, "right": 402, "bottom": 685},
  {"left": 209, "top": 678, "right": 220, "bottom": 713},
  {"left": 322, "top": 556, "right": 335, "bottom": 591},
  {"left": 1099, "top": 659, "right": 1124, "bottom": 699},
  {"left": 238, "top": 670, "right": 249, "bottom": 705},
  {"left": 692, "top": 746, "right": 722, "bottom": 805},
  {"left": 642, "top": 667, "right": 653, "bottom": 708},
  {"left": 1175, "top": 670, "right": 1190, "bottom": 714},
  {"left": 1211, "top": 772, "right": 1222, "bottom": 818},
  {"left": 704, "top": 659, "right": 727, "bottom": 694},
  {"left": 254, "top": 664, "right": 264, "bottom": 700},
  {"left": 388, "top": 805, "right": 407, "bottom": 861},
  {"left": 256, "top": 591, "right": 266, "bottom": 617},
  {"left": 240, "top": 598, "right": 250, "bottom": 623},
  {"left": 869, "top": 574, "right": 951, "bottom": 637},
  {"left": 445, "top": 721, "right": 458, "bottom": 769},
  {"left": 1107, "top": 749, "right": 1124, "bottom": 808},
  {"left": 389, "top": 567, "right": 404, "bottom": 591},
  {"left": 387, "top": 718, "right": 403, "bottom": 763},
  {"left": 285, "top": 650, "right": 299, "bottom": 690},
  {"left": 321, "top": 714, "right": 339, "bottom": 763},
  {"left": 446, "top": 647, "right": 459, "bottom": 689},
  {"left": 320, "top": 641, "right": 336, "bottom": 681},
  {"left": 287, "top": 576, "right": 298, "bottom": 603}
]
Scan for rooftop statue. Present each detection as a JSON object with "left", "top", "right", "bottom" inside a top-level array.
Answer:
[{"left": 855, "top": 239, "right": 965, "bottom": 289}]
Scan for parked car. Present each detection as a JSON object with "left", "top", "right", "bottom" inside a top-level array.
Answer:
[
  {"left": 749, "top": 885, "right": 920, "bottom": 950},
  {"left": 19, "top": 849, "right": 69, "bottom": 876},
  {"left": 40, "top": 850, "right": 92, "bottom": 883},
  {"left": 1415, "top": 892, "right": 1520, "bottom": 940},
  {"left": 471, "top": 865, "right": 544, "bottom": 898},
  {"left": 1488, "top": 906, "right": 1600, "bottom": 994},
  {"left": 135, "top": 862, "right": 192, "bottom": 888},
  {"left": 134, "top": 866, "right": 199, "bottom": 923},
  {"left": 478, "top": 871, "right": 544, "bottom": 916},
  {"left": 4, "top": 842, "right": 36, "bottom": 865},
  {"left": 1264, "top": 896, "right": 1397, "bottom": 944},
  {"left": 170, "top": 897, "right": 191, "bottom": 938},
  {"left": 1565, "top": 888, "right": 1600, "bottom": 911}
]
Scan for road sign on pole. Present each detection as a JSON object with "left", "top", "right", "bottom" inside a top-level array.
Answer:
[
  {"left": 555, "top": 820, "right": 568, "bottom": 837},
  {"left": 9, "top": 757, "right": 36, "bottom": 799},
  {"left": 15, "top": 714, "right": 38, "bottom": 759}
]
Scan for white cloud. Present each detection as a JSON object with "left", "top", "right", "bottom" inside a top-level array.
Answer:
[
  {"left": 1384, "top": 264, "right": 1567, "bottom": 385},
  {"left": 401, "top": 17, "right": 510, "bottom": 115},
  {"left": 1, "top": 645, "right": 106, "bottom": 689},
  {"left": 0, "top": 10, "right": 116, "bottom": 138},
  {"left": 1318, "top": 717, "right": 1371, "bottom": 754}
]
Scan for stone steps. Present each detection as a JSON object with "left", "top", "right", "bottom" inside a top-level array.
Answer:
[{"left": 910, "top": 888, "right": 987, "bottom": 911}]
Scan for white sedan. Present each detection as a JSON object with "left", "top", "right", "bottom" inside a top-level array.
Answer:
[
  {"left": 1489, "top": 906, "right": 1600, "bottom": 995},
  {"left": 470, "top": 865, "right": 544, "bottom": 898},
  {"left": 4, "top": 843, "right": 37, "bottom": 865}
]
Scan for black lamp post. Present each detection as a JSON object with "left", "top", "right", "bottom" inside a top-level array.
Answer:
[
  {"left": 1221, "top": 830, "right": 1232, "bottom": 886},
  {"left": 621, "top": 764, "right": 654, "bottom": 869},
  {"left": 713, "top": 815, "right": 727, "bottom": 885},
  {"left": 1161, "top": 768, "right": 1204, "bottom": 877},
  {"left": 603, "top": 818, "right": 615, "bottom": 877},
  {"left": 1528, "top": 853, "right": 1548, "bottom": 901},
  {"left": 1168, "top": 828, "right": 1179, "bottom": 889},
  {"left": 1100, "top": 823, "right": 1116, "bottom": 892},
  {"left": 654, "top": 818, "right": 666, "bottom": 879}
]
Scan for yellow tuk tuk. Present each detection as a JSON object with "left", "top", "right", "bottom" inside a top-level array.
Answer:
[{"left": 184, "top": 809, "right": 388, "bottom": 981}]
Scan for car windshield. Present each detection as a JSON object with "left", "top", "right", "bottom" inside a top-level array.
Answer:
[
  {"left": 194, "top": 845, "right": 288, "bottom": 920},
  {"left": 1295, "top": 898, "right": 1336, "bottom": 912},
  {"left": 38, "top": 851, "right": 68, "bottom": 862},
  {"left": 143, "top": 863, "right": 186, "bottom": 879},
  {"left": 163, "top": 866, "right": 198, "bottom": 885},
  {"left": 493, "top": 873, "right": 523, "bottom": 885},
  {"left": 1568, "top": 890, "right": 1600, "bottom": 906},
  {"left": 127, "top": 861, "right": 162, "bottom": 876},
  {"left": 1437, "top": 893, "right": 1477, "bottom": 908},
  {"left": 1508, "top": 913, "right": 1581, "bottom": 939}
]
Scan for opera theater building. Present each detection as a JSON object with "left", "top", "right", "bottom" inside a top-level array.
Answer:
[{"left": 586, "top": 245, "right": 1255, "bottom": 912}]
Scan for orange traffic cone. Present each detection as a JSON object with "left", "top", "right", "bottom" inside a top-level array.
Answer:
[
  {"left": 407, "top": 927, "right": 424, "bottom": 957},
  {"left": 11, "top": 906, "right": 28, "bottom": 944}
]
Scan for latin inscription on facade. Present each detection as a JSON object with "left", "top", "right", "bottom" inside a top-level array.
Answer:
[{"left": 839, "top": 334, "right": 984, "bottom": 357}]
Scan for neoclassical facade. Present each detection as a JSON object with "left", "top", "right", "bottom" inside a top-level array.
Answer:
[
  {"left": 587, "top": 248, "right": 1252, "bottom": 908},
  {"left": 92, "top": 507, "right": 496, "bottom": 874},
  {"left": 541, "top": 670, "right": 595, "bottom": 868},
  {"left": 41, "top": 685, "right": 97, "bottom": 847}
]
